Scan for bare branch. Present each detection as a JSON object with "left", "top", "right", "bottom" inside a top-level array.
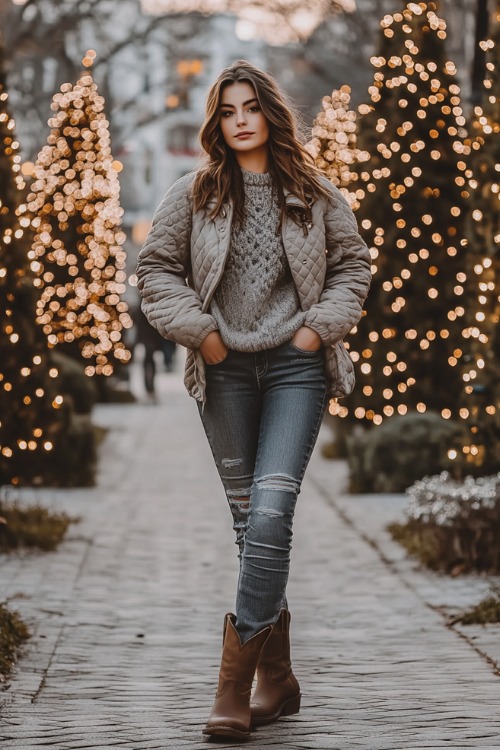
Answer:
[
  {"left": 141, "top": 0, "right": 348, "bottom": 42},
  {"left": 92, "top": 16, "right": 162, "bottom": 71}
]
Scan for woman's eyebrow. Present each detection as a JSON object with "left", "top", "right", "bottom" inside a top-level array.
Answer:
[{"left": 220, "top": 98, "right": 258, "bottom": 109}]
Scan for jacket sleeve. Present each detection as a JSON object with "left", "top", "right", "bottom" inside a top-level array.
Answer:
[
  {"left": 304, "top": 182, "right": 371, "bottom": 345},
  {"left": 135, "top": 174, "right": 218, "bottom": 349}
]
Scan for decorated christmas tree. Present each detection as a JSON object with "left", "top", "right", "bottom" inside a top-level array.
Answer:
[
  {"left": 305, "top": 85, "right": 369, "bottom": 210},
  {"left": 0, "top": 57, "right": 67, "bottom": 486},
  {"left": 27, "top": 52, "right": 132, "bottom": 378},
  {"left": 340, "top": 2, "right": 473, "bottom": 436},
  {"left": 461, "top": 15, "right": 500, "bottom": 472}
]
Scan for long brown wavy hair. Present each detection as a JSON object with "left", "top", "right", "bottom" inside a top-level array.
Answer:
[{"left": 192, "top": 60, "right": 330, "bottom": 227}]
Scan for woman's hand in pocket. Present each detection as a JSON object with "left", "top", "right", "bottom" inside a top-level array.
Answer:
[
  {"left": 199, "top": 331, "right": 229, "bottom": 364},
  {"left": 291, "top": 326, "right": 322, "bottom": 352}
]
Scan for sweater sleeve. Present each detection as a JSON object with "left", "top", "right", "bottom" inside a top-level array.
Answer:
[
  {"left": 136, "top": 174, "right": 218, "bottom": 350},
  {"left": 304, "top": 181, "right": 371, "bottom": 345}
]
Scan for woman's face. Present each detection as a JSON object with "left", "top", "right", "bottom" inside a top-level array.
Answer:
[{"left": 219, "top": 81, "right": 270, "bottom": 156}]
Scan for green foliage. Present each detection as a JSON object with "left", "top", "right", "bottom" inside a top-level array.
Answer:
[
  {"left": 27, "top": 67, "right": 132, "bottom": 375},
  {"left": 0, "top": 57, "right": 99, "bottom": 487},
  {"left": 101, "top": 384, "right": 136, "bottom": 404},
  {"left": 389, "top": 471, "right": 500, "bottom": 573},
  {"left": 50, "top": 351, "right": 135, "bottom": 410},
  {"left": 460, "top": 19, "right": 500, "bottom": 473},
  {"left": 0, "top": 56, "right": 68, "bottom": 486},
  {"left": 0, "top": 492, "right": 76, "bottom": 552},
  {"left": 0, "top": 603, "right": 30, "bottom": 678},
  {"left": 344, "top": 2, "right": 472, "bottom": 428},
  {"left": 347, "top": 411, "right": 465, "bottom": 493},
  {"left": 321, "top": 415, "right": 350, "bottom": 459},
  {"left": 93, "top": 370, "right": 136, "bottom": 404},
  {"left": 50, "top": 350, "right": 98, "bottom": 414},
  {"left": 389, "top": 519, "right": 446, "bottom": 568},
  {"left": 450, "top": 586, "right": 500, "bottom": 625},
  {"left": 54, "top": 413, "right": 97, "bottom": 487}
]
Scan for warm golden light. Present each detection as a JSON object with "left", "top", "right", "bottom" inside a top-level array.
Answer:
[
  {"left": 27, "top": 68, "right": 133, "bottom": 376},
  {"left": 336, "top": 0, "right": 491, "bottom": 445},
  {"left": 306, "top": 85, "right": 368, "bottom": 210}
]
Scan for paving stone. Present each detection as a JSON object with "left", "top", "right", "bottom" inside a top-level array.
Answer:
[{"left": 1, "top": 362, "right": 499, "bottom": 748}]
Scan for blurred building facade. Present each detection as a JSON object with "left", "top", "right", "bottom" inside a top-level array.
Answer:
[
  {"left": 96, "top": 10, "right": 266, "bottom": 285},
  {"left": 267, "top": 0, "right": 479, "bottom": 124},
  {"left": 110, "top": 12, "right": 266, "bottom": 238},
  {"left": 2, "top": 0, "right": 482, "bottom": 290}
]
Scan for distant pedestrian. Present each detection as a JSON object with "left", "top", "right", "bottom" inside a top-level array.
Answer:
[
  {"left": 134, "top": 303, "right": 175, "bottom": 399},
  {"left": 136, "top": 60, "right": 371, "bottom": 739}
]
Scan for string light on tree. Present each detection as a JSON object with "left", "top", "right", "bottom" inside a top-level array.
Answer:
[
  {"left": 460, "top": 12, "right": 500, "bottom": 472},
  {"left": 341, "top": 2, "right": 474, "bottom": 434},
  {"left": 0, "top": 57, "right": 67, "bottom": 485},
  {"left": 27, "top": 52, "right": 132, "bottom": 377},
  {"left": 305, "top": 85, "right": 369, "bottom": 210}
]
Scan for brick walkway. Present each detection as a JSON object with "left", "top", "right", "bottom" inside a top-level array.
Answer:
[{"left": 1, "top": 361, "right": 500, "bottom": 749}]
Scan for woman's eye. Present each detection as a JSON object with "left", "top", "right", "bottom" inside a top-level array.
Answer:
[
  {"left": 248, "top": 106, "right": 260, "bottom": 113},
  {"left": 221, "top": 111, "right": 233, "bottom": 118}
]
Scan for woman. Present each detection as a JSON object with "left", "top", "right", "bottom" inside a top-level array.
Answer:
[{"left": 136, "top": 60, "right": 371, "bottom": 739}]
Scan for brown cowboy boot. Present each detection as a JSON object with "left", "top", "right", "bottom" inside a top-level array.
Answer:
[
  {"left": 250, "top": 609, "right": 301, "bottom": 725},
  {"left": 203, "top": 613, "right": 272, "bottom": 739}
]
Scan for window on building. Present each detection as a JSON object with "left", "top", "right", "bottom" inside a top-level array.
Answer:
[{"left": 167, "top": 124, "right": 199, "bottom": 155}]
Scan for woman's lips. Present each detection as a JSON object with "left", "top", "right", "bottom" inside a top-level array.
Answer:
[{"left": 235, "top": 132, "right": 254, "bottom": 139}]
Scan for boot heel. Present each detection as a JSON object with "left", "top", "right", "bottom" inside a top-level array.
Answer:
[{"left": 282, "top": 693, "right": 301, "bottom": 716}]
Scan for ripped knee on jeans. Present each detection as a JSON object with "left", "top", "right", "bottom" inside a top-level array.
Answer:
[
  {"left": 222, "top": 457, "right": 244, "bottom": 469},
  {"left": 255, "top": 473, "right": 300, "bottom": 494},
  {"left": 232, "top": 497, "right": 250, "bottom": 511},
  {"left": 227, "top": 492, "right": 250, "bottom": 514}
]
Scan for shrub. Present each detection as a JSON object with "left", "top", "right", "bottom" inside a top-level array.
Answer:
[
  {"left": 50, "top": 350, "right": 98, "bottom": 415},
  {"left": 98, "top": 374, "right": 136, "bottom": 404},
  {"left": 346, "top": 411, "right": 465, "bottom": 493},
  {"left": 53, "top": 412, "right": 98, "bottom": 487},
  {"left": 388, "top": 472, "right": 500, "bottom": 573},
  {"left": 321, "top": 413, "right": 350, "bottom": 459},
  {"left": 450, "top": 585, "right": 500, "bottom": 625},
  {"left": 0, "top": 603, "right": 30, "bottom": 679},
  {"left": 0, "top": 489, "right": 76, "bottom": 552}
]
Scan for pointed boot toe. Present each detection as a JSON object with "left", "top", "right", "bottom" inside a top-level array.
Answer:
[{"left": 203, "top": 614, "right": 271, "bottom": 739}]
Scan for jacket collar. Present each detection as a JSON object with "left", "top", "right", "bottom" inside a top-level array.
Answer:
[{"left": 284, "top": 189, "right": 309, "bottom": 211}]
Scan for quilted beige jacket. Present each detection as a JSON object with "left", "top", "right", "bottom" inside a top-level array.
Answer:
[{"left": 136, "top": 171, "right": 371, "bottom": 403}]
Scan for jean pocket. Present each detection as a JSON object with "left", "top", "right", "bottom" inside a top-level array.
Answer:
[
  {"left": 288, "top": 340, "right": 322, "bottom": 356},
  {"left": 205, "top": 350, "right": 231, "bottom": 366}
]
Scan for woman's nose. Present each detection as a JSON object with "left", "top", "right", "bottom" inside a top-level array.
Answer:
[{"left": 236, "top": 110, "right": 247, "bottom": 126}]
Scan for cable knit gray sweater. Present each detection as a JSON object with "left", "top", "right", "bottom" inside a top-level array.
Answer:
[{"left": 210, "top": 169, "right": 305, "bottom": 351}]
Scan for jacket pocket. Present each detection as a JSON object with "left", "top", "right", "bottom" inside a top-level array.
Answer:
[{"left": 324, "top": 341, "right": 355, "bottom": 397}]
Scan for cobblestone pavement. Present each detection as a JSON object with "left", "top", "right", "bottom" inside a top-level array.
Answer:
[{"left": 1, "top": 361, "right": 500, "bottom": 749}]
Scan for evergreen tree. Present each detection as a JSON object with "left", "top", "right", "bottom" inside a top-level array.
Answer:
[
  {"left": 0, "top": 55, "right": 67, "bottom": 486},
  {"left": 306, "top": 86, "right": 369, "bottom": 457},
  {"left": 305, "top": 85, "right": 369, "bottom": 210},
  {"left": 461, "top": 16, "right": 500, "bottom": 471},
  {"left": 27, "top": 53, "right": 132, "bottom": 378},
  {"left": 341, "top": 2, "right": 472, "bottom": 434}
]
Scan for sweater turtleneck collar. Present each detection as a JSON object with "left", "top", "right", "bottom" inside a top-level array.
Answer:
[{"left": 241, "top": 168, "right": 273, "bottom": 187}]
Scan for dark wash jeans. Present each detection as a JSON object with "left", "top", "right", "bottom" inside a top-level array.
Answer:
[{"left": 199, "top": 340, "right": 328, "bottom": 643}]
